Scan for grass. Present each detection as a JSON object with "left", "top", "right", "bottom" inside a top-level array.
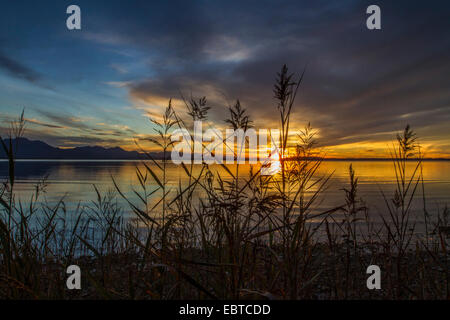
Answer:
[{"left": 0, "top": 65, "right": 449, "bottom": 300}]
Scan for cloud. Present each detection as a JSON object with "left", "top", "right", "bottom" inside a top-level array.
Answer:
[
  {"left": 108, "top": 0, "right": 450, "bottom": 152},
  {"left": 23, "top": 109, "right": 138, "bottom": 147},
  {"left": 110, "top": 64, "right": 129, "bottom": 74},
  {"left": 26, "top": 118, "right": 65, "bottom": 129},
  {"left": 0, "top": 52, "right": 41, "bottom": 84},
  {"left": 2, "top": 0, "right": 450, "bottom": 155},
  {"left": 104, "top": 81, "right": 132, "bottom": 88},
  {"left": 35, "top": 110, "right": 93, "bottom": 131}
]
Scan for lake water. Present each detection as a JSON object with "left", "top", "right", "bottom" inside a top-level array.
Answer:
[{"left": 1, "top": 160, "right": 450, "bottom": 229}]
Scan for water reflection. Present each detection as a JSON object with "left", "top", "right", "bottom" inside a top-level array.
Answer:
[{"left": 1, "top": 160, "right": 449, "bottom": 224}]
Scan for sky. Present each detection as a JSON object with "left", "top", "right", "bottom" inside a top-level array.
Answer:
[{"left": 0, "top": 0, "right": 449, "bottom": 157}]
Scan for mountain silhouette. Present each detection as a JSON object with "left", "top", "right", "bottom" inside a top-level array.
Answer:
[{"left": 0, "top": 137, "right": 157, "bottom": 159}]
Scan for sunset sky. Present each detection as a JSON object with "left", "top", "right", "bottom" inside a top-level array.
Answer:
[{"left": 1, "top": 0, "right": 449, "bottom": 158}]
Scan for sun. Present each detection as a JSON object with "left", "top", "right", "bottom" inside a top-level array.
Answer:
[{"left": 262, "top": 149, "right": 281, "bottom": 175}]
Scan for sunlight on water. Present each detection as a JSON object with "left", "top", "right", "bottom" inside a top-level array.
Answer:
[
  {"left": 265, "top": 151, "right": 281, "bottom": 175},
  {"left": 1, "top": 160, "right": 449, "bottom": 224}
]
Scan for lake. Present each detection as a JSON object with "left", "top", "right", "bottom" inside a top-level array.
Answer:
[{"left": 1, "top": 160, "right": 450, "bottom": 230}]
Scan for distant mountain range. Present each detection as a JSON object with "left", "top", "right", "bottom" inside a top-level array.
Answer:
[
  {"left": 0, "top": 138, "right": 158, "bottom": 160},
  {"left": 1, "top": 138, "right": 449, "bottom": 161}
]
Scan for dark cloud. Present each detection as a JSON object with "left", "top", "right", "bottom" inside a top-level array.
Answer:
[
  {"left": 2, "top": 0, "right": 449, "bottom": 152},
  {"left": 0, "top": 52, "right": 41, "bottom": 84},
  {"left": 26, "top": 118, "right": 65, "bottom": 129},
  {"left": 110, "top": 0, "right": 450, "bottom": 148},
  {"left": 49, "top": 135, "right": 125, "bottom": 147},
  {"left": 35, "top": 110, "right": 92, "bottom": 131},
  {"left": 30, "top": 109, "right": 137, "bottom": 145}
]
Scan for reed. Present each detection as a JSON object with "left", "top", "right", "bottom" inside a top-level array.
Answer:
[{"left": 0, "top": 66, "right": 448, "bottom": 299}]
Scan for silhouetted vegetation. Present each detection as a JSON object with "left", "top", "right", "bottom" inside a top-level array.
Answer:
[{"left": 0, "top": 66, "right": 448, "bottom": 299}]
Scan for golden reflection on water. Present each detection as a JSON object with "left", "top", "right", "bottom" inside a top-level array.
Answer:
[
  {"left": 316, "top": 160, "right": 450, "bottom": 183},
  {"left": 5, "top": 160, "right": 450, "bottom": 220}
]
